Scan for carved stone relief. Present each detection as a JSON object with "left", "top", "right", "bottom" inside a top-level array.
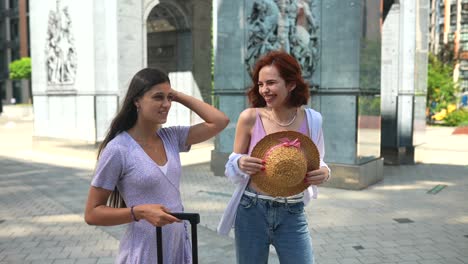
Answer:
[
  {"left": 245, "top": 0, "right": 319, "bottom": 79},
  {"left": 45, "top": 0, "right": 77, "bottom": 86}
]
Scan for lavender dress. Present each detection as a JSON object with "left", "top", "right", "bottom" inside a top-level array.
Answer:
[{"left": 91, "top": 126, "right": 192, "bottom": 264}]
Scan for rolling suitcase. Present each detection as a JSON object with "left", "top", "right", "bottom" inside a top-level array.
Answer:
[{"left": 156, "top": 212, "right": 200, "bottom": 264}]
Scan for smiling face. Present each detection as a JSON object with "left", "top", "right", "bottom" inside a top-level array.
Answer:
[
  {"left": 258, "top": 65, "right": 295, "bottom": 108},
  {"left": 134, "top": 82, "right": 174, "bottom": 124}
]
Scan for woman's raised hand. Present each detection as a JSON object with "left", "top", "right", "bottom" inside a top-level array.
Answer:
[{"left": 174, "top": 91, "right": 229, "bottom": 146}]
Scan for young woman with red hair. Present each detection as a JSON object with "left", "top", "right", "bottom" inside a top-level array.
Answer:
[{"left": 218, "top": 51, "right": 330, "bottom": 263}]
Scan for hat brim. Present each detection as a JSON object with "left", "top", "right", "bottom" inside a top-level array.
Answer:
[{"left": 250, "top": 131, "right": 320, "bottom": 197}]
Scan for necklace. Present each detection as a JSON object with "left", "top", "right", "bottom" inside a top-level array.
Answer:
[{"left": 270, "top": 109, "right": 297, "bottom": 127}]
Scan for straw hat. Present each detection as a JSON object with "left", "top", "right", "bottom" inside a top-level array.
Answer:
[{"left": 250, "top": 131, "right": 320, "bottom": 197}]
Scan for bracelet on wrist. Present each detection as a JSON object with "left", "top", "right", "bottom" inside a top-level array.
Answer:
[{"left": 130, "top": 206, "right": 139, "bottom": 222}]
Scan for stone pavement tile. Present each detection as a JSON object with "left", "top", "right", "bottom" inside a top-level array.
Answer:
[
  {"left": 378, "top": 254, "right": 402, "bottom": 262},
  {"left": 345, "top": 225, "right": 366, "bottom": 232},
  {"left": 338, "top": 249, "right": 362, "bottom": 258},
  {"left": 397, "top": 246, "right": 424, "bottom": 254},
  {"left": 414, "top": 244, "right": 440, "bottom": 251},
  {"left": 74, "top": 258, "right": 99, "bottom": 264},
  {"left": 355, "top": 248, "right": 381, "bottom": 257},
  {"left": 437, "top": 250, "right": 466, "bottom": 259},
  {"left": 378, "top": 241, "right": 400, "bottom": 248},
  {"left": 354, "top": 241, "right": 382, "bottom": 249},
  {"left": 417, "top": 260, "right": 444, "bottom": 264},
  {"left": 317, "top": 250, "right": 343, "bottom": 259},
  {"left": 52, "top": 259, "right": 76, "bottom": 264},
  {"left": 36, "top": 241, "right": 60, "bottom": 249},
  {"left": 329, "top": 232, "right": 349, "bottom": 239},
  {"left": 0, "top": 253, "right": 28, "bottom": 263},
  {"left": 378, "top": 247, "right": 401, "bottom": 255},
  {"left": 329, "top": 226, "right": 351, "bottom": 232},
  {"left": 24, "top": 252, "right": 50, "bottom": 261},
  {"left": 316, "top": 257, "right": 341, "bottom": 264},
  {"left": 30, "top": 260, "right": 55, "bottom": 264},
  {"left": 68, "top": 249, "right": 90, "bottom": 258},
  {"left": 319, "top": 244, "right": 346, "bottom": 252},
  {"left": 313, "top": 237, "right": 328, "bottom": 248},
  {"left": 95, "top": 258, "right": 114, "bottom": 264},
  {"left": 460, "top": 250, "right": 468, "bottom": 260},
  {"left": 399, "top": 253, "right": 423, "bottom": 261},
  {"left": 17, "top": 241, "right": 40, "bottom": 249},
  {"left": 441, "top": 258, "right": 468, "bottom": 264},
  {"left": 334, "top": 237, "right": 361, "bottom": 245},
  {"left": 338, "top": 242, "right": 365, "bottom": 251},
  {"left": 415, "top": 251, "right": 444, "bottom": 260},
  {"left": 396, "top": 239, "right": 420, "bottom": 246},
  {"left": 46, "top": 251, "right": 71, "bottom": 260},
  {"left": 337, "top": 258, "right": 362, "bottom": 264},
  {"left": 357, "top": 236, "right": 384, "bottom": 244},
  {"left": 358, "top": 256, "right": 386, "bottom": 264},
  {"left": 47, "top": 240, "right": 78, "bottom": 248}
]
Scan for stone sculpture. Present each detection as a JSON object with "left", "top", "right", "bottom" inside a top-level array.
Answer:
[
  {"left": 245, "top": 0, "right": 319, "bottom": 79},
  {"left": 45, "top": 0, "right": 77, "bottom": 86}
]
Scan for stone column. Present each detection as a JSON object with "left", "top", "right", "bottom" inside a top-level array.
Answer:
[
  {"left": 3, "top": 0, "right": 13, "bottom": 104},
  {"left": 380, "top": 0, "right": 428, "bottom": 165},
  {"left": 192, "top": 0, "right": 213, "bottom": 104},
  {"left": 313, "top": 0, "right": 384, "bottom": 190},
  {"left": 414, "top": 0, "right": 429, "bottom": 149},
  {"left": 211, "top": 0, "right": 249, "bottom": 175}
]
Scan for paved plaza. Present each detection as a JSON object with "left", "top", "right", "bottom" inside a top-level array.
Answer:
[{"left": 0, "top": 109, "right": 467, "bottom": 264}]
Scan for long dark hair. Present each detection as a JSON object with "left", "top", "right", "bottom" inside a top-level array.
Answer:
[
  {"left": 247, "top": 50, "right": 309, "bottom": 107},
  {"left": 98, "top": 68, "right": 170, "bottom": 208}
]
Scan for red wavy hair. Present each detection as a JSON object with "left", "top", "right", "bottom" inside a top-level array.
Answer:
[{"left": 247, "top": 50, "right": 310, "bottom": 107}]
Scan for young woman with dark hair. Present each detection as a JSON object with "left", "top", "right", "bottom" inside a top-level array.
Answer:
[
  {"left": 84, "top": 68, "right": 229, "bottom": 263},
  {"left": 218, "top": 50, "right": 330, "bottom": 263}
]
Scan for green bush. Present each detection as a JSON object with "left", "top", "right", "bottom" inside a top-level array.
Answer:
[
  {"left": 427, "top": 54, "right": 458, "bottom": 112},
  {"left": 444, "top": 109, "right": 468, "bottom": 126},
  {"left": 9, "top": 57, "right": 31, "bottom": 80}
]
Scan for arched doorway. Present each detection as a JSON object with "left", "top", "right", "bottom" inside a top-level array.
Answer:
[
  {"left": 146, "top": 1, "right": 201, "bottom": 126},
  {"left": 146, "top": 2, "right": 191, "bottom": 72},
  {"left": 145, "top": 0, "right": 211, "bottom": 127}
]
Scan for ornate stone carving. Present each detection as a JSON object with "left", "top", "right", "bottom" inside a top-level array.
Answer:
[
  {"left": 245, "top": 0, "right": 319, "bottom": 79},
  {"left": 45, "top": 0, "right": 77, "bottom": 86}
]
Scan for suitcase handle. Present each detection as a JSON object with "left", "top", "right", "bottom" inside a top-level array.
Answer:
[
  {"left": 156, "top": 212, "right": 200, "bottom": 264},
  {"left": 170, "top": 212, "right": 200, "bottom": 225}
]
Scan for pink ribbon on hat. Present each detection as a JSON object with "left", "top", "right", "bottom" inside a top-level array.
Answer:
[{"left": 264, "top": 138, "right": 301, "bottom": 159}]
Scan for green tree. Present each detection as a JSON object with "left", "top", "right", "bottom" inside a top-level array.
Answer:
[
  {"left": 427, "top": 53, "right": 458, "bottom": 111},
  {"left": 9, "top": 57, "right": 31, "bottom": 80}
]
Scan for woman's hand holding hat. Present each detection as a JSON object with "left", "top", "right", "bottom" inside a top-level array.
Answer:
[
  {"left": 238, "top": 155, "right": 265, "bottom": 175},
  {"left": 304, "top": 167, "right": 329, "bottom": 186}
]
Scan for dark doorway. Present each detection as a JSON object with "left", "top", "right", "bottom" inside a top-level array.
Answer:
[{"left": 146, "top": 2, "right": 192, "bottom": 73}]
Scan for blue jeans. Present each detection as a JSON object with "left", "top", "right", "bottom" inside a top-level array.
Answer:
[{"left": 234, "top": 194, "right": 314, "bottom": 264}]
